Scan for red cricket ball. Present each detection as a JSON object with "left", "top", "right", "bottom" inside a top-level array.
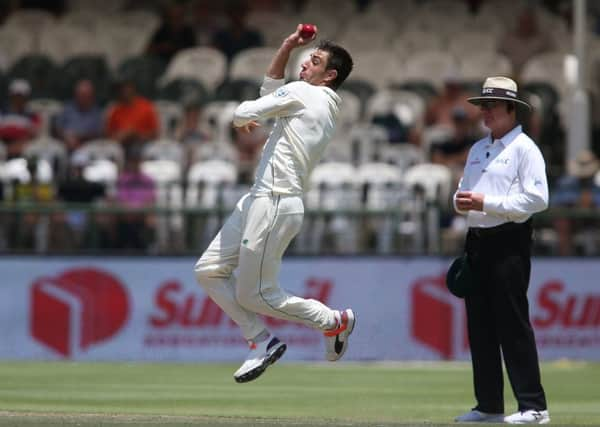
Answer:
[{"left": 300, "top": 24, "right": 316, "bottom": 39}]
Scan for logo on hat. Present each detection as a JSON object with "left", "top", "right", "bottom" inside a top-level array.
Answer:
[{"left": 30, "top": 268, "right": 129, "bottom": 357}]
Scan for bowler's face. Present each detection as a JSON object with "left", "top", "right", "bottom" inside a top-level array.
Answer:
[{"left": 299, "top": 49, "right": 331, "bottom": 86}]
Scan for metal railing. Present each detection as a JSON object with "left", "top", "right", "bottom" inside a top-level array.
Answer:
[{"left": 1, "top": 200, "right": 599, "bottom": 256}]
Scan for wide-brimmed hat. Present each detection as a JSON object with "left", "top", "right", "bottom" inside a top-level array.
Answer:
[
  {"left": 446, "top": 254, "right": 476, "bottom": 298},
  {"left": 467, "top": 76, "right": 531, "bottom": 110},
  {"left": 568, "top": 149, "right": 600, "bottom": 178}
]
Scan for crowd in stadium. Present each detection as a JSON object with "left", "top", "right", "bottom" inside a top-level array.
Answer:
[{"left": 1, "top": 0, "right": 600, "bottom": 255}]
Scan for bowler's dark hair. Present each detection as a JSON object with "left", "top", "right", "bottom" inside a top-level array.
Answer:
[{"left": 317, "top": 40, "right": 353, "bottom": 90}]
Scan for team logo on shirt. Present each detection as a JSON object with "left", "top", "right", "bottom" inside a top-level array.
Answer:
[{"left": 274, "top": 87, "right": 289, "bottom": 97}]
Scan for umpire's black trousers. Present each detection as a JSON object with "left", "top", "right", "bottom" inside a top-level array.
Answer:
[{"left": 465, "top": 219, "right": 547, "bottom": 413}]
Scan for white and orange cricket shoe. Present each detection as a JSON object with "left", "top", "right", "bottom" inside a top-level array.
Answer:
[
  {"left": 324, "top": 309, "right": 356, "bottom": 361},
  {"left": 233, "top": 336, "right": 286, "bottom": 383}
]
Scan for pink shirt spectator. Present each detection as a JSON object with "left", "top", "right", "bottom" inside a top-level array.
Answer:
[{"left": 115, "top": 171, "right": 156, "bottom": 208}]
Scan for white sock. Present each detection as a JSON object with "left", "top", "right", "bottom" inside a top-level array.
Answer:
[{"left": 252, "top": 329, "right": 270, "bottom": 344}]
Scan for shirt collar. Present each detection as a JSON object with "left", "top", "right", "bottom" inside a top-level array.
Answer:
[{"left": 491, "top": 125, "right": 522, "bottom": 147}]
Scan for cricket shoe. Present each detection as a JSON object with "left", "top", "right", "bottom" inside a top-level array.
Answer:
[
  {"left": 504, "top": 409, "right": 550, "bottom": 424},
  {"left": 455, "top": 409, "right": 505, "bottom": 423},
  {"left": 233, "top": 336, "right": 286, "bottom": 383},
  {"left": 324, "top": 309, "right": 355, "bottom": 361}
]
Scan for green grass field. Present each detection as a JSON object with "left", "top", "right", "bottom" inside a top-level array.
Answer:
[{"left": 0, "top": 361, "right": 598, "bottom": 426}]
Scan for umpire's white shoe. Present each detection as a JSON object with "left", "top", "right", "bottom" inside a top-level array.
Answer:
[
  {"left": 455, "top": 409, "right": 505, "bottom": 423},
  {"left": 233, "top": 336, "right": 286, "bottom": 383},
  {"left": 324, "top": 309, "right": 355, "bottom": 361},
  {"left": 504, "top": 410, "right": 550, "bottom": 424}
]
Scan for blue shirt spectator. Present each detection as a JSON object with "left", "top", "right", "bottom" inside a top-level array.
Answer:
[
  {"left": 55, "top": 79, "right": 104, "bottom": 153},
  {"left": 551, "top": 149, "right": 600, "bottom": 255}
]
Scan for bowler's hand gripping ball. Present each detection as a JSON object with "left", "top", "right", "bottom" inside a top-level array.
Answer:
[{"left": 300, "top": 24, "right": 316, "bottom": 39}]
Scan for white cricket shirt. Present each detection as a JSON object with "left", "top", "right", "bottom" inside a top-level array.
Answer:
[
  {"left": 233, "top": 76, "right": 341, "bottom": 196},
  {"left": 453, "top": 125, "right": 549, "bottom": 228}
]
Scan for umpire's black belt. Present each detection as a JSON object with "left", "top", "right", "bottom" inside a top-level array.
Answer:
[{"left": 468, "top": 219, "right": 532, "bottom": 239}]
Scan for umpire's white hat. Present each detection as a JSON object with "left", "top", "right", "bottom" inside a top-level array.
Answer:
[{"left": 467, "top": 76, "right": 531, "bottom": 110}]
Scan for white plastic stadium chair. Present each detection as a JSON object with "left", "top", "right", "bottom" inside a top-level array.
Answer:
[
  {"left": 39, "top": 26, "right": 101, "bottom": 64},
  {"left": 0, "top": 27, "right": 36, "bottom": 71},
  {"left": 141, "top": 159, "right": 184, "bottom": 251},
  {"left": 0, "top": 158, "right": 32, "bottom": 184},
  {"left": 230, "top": 47, "right": 279, "bottom": 83},
  {"left": 142, "top": 139, "right": 185, "bottom": 164},
  {"left": 365, "top": 89, "right": 426, "bottom": 130},
  {"left": 82, "top": 159, "right": 119, "bottom": 186},
  {"left": 521, "top": 52, "right": 570, "bottom": 100},
  {"left": 4, "top": 9, "right": 56, "bottom": 32},
  {"left": 403, "top": 163, "right": 453, "bottom": 207},
  {"left": 153, "top": 101, "right": 183, "bottom": 139},
  {"left": 403, "top": 163, "right": 454, "bottom": 253},
  {"left": 337, "top": 89, "right": 362, "bottom": 134},
  {"left": 96, "top": 25, "right": 151, "bottom": 71},
  {"left": 300, "top": 162, "right": 361, "bottom": 254},
  {"left": 458, "top": 53, "right": 512, "bottom": 84},
  {"left": 160, "top": 47, "right": 227, "bottom": 93},
  {"left": 395, "top": 30, "right": 443, "bottom": 55},
  {"left": 349, "top": 50, "right": 403, "bottom": 90},
  {"left": 378, "top": 144, "right": 425, "bottom": 174},
  {"left": 23, "top": 136, "right": 68, "bottom": 179},
  {"left": 357, "top": 162, "right": 406, "bottom": 253},
  {"left": 200, "top": 101, "right": 240, "bottom": 145},
  {"left": 72, "top": 139, "right": 125, "bottom": 170},
  {"left": 348, "top": 124, "right": 389, "bottom": 165},
  {"left": 448, "top": 31, "right": 498, "bottom": 58},
  {"left": 337, "top": 30, "right": 391, "bottom": 57},
  {"left": 186, "top": 159, "right": 239, "bottom": 248},
  {"left": 401, "top": 50, "right": 458, "bottom": 91},
  {"left": 26, "top": 99, "right": 63, "bottom": 137},
  {"left": 67, "top": 0, "right": 126, "bottom": 14}
]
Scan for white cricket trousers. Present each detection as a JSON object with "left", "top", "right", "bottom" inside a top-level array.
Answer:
[{"left": 194, "top": 193, "right": 336, "bottom": 341}]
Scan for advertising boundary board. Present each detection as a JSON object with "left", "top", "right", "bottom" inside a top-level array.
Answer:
[{"left": 0, "top": 257, "right": 598, "bottom": 361}]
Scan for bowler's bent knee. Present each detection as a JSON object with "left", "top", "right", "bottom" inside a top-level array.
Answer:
[{"left": 194, "top": 260, "right": 231, "bottom": 288}]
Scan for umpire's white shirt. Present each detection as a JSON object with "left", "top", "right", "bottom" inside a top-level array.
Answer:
[
  {"left": 233, "top": 76, "right": 341, "bottom": 196},
  {"left": 454, "top": 125, "right": 549, "bottom": 228}
]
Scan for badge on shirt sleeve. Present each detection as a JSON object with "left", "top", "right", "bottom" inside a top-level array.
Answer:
[{"left": 274, "top": 87, "right": 289, "bottom": 97}]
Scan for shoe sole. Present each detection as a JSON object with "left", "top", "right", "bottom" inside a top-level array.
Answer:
[{"left": 234, "top": 343, "right": 287, "bottom": 383}]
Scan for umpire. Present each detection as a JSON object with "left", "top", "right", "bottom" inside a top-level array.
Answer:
[{"left": 453, "top": 77, "right": 550, "bottom": 424}]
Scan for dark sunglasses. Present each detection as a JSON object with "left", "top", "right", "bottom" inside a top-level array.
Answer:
[{"left": 480, "top": 100, "right": 501, "bottom": 110}]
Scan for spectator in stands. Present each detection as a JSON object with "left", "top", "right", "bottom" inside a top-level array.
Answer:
[
  {"left": 106, "top": 79, "right": 160, "bottom": 146},
  {"left": 55, "top": 79, "right": 104, "bottom": 153},
  {"left": 175, "top": 96, "right": 211, "bottom": 146},
  {"left": 211, "top": 0, "right": 264, "bottom": 61},
  {"left": 50, "top": 152, "right": 107, "bottom": 251},
  {"left": 146, "top": 1, "right": 197, "bottom": 63},
  {"left": 112, "top": 143, "right": 157, "bottom": 250},
  {"left": 174, "top": 96, "right": 216, "bottom": 169},
  {"left": 498, "top": 6, "right": 555, "bottom": 78},
  {"left": 426, "top": 70, "right": 482, "bottom": 173},
  {"left": 0, "top": 79, "right": 40, "bottom": 158},
  {"left": 552, "top": 149, "right": 600, "bottom": 255}
]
